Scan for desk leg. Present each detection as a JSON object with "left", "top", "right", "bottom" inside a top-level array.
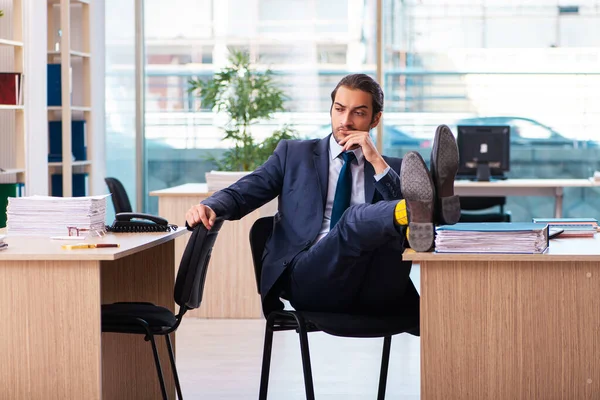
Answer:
[
  {"left": 421, "top": 260, "right": 600, "bottom": 400},
  {"left": 0, "top": 260, "right": 102, "bottom": 400},
  {"left": 101, "top": 241, "right": 175, "bottom": 400},
  {"left": 555, "top": 187, "right": 564, "bottom": 218}
]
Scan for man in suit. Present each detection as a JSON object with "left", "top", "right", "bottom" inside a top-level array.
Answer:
[{"left": 186, "top": 74, "right": 460, "bottom": 315}]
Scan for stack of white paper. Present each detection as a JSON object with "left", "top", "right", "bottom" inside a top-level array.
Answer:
[
  {"left": 205, "top": 170, "right": 250, "bottom": 191},
  {"left": 6, "top": 195, "right": 109, "bottom": 237},
  {"left": 435, "top": 223, "right": 549, "bottom": 254}
]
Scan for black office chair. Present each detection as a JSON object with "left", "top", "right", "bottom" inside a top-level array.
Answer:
[
  {"left": 250, "top": 216, "right": 420, "bottom": 400},
  {"left": 105, "top": 177, "right": 133, "bottom": 214},
  {"left": 459, "top": 196, "right": 511, "bottom": 222},
  {"left": 102, "top": 219, "right": 224, "bottom": 400}
]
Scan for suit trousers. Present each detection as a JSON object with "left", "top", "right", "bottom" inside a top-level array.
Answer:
[{"left": 284, "top": 200, "right": 415, "bottom": 315}]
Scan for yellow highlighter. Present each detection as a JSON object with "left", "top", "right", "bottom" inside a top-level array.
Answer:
[{"left": 62, "top": 243, "right": 120, "bottom": 250}]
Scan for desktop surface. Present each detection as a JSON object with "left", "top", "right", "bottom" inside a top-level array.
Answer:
[
  {"left": 0, "top": 228, "right": 187, "bottom": 261},
  {"left": 404, "top": 233, "right": 600, "bottom": 262},
  {"left": 455, "top": 178, "right": 598, "bottom": 187}
]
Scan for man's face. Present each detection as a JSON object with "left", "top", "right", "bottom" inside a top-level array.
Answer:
[{"left": 330, "top": 86, "right": 381, "bottom": 144}]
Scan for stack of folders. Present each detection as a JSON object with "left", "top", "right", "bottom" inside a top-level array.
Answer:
[
  {"left": 0, "top": 235, "right": 6, "bottom": 251},
  {"left": 532, "top": 218, "right": 598, "bottom": 238},
  {"left": 6, "top": 195, "right": 109, "bottom": 237},
  {"left": 435, "top": 223, "right": 550, "bottom": 254}
]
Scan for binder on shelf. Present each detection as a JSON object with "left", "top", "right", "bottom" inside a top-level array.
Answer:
[
  {"left": 47, "top": 64, "right": 62, "bottom": 106},
  {"left": 0, "top": 183, "right": 25, "bottom": 228},
  {"left": 435, "top": 222, "right": 549, "bottom": 254},
  {"left": 0, "top": 72, "right": 23, "bottom": 105},
  {"left": 51, "top": 173, "right": 89, "bottom": 197},
  {"left": 48, "top": 120, "right": 87, "bottom": 161}
]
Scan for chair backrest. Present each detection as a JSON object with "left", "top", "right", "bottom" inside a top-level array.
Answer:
[
  {"left": 460, "top": 196, "right": 506, "bottom": 211},
  {"left": 249, "top": 216, "right": 275, "bottom": 295},
  {"left": 104, "top": 177, "right": 133, "bottom": 214},
  {"left": 174, "top": 219, "right": 224, "bottom": 311},
  {"left": 459, "top": 196, "right": 510, "bottom": 223}
]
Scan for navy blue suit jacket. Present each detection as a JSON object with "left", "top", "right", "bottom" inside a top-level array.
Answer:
[{"left": 202, "top": 135, "right": 404, "bottom": 314}]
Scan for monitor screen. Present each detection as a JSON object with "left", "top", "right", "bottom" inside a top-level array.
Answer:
[{"left": 457, "top": 125, "right": 510, "bottom": 181}]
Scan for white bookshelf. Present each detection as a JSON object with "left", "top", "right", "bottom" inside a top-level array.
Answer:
[
  {"left": 0, "top": 38, "right": 23, "bottom": 47},
  {"left": 47, "top": 0, "right": 92, "bottom": 197},
  {"left": 0, "top": 105, "right": 24, "bottom": 110},
  {"left": 0, "top": 0, "right": 25, "bottom": 188}
]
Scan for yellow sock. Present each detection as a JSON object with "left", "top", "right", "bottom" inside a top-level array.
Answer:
[
  {"left": 394, "top": 199, "right": 410, "bottom": 240},
  {"left": 394, "top": 199, "right": 409, "bottom": 225}
]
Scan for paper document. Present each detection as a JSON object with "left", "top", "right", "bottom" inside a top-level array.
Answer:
[
  {"left": 6, "top": 195, "right": 109, "bottom": 236},
  {"left": 435, "top": 223, "right": 549, "bottom": 254}
]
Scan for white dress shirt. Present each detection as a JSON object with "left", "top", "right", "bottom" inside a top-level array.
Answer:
[{"left": 315, "top": 135, "right": 390, "bottom": 243}]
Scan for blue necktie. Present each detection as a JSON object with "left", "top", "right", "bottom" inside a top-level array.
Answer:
[{"left": 330, "top": 151, "right": 356, "bottom": 229}]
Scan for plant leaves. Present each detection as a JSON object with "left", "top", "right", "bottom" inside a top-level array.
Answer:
[{"left": 188, "top": 50, "right": 297, "bottom": 171}]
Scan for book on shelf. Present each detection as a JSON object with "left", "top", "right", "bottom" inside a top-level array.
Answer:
[
  {"left": 0, "top": 183, "right": 25, "bottom": 228},
  {"left": 532, "top": 217, "right": 598, "bottom": 237},
  {"left": 435, "top": 222, "right": 549, "bottom": 254},
  {"left": 51, "top": 173, "right": 89, "bottom": 197},
  {"left": 48, "top": 120, "right": 87, "bottom": 161},
  {"left": 47, "top": 64, "right": 73, "bottom": 106},
  {"left": 0, "top": 72, "right": 23, "bottom": 105}
]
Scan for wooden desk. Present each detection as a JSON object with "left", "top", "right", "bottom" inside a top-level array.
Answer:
[
  {"left": 455, "top": 178, "right": 600, "bottom": 218},
  {"left": 404, "top": 236, "right": 600, "bottom": 400},
  {"left": 0, "top": 229, "right": 187, "bottom": 400},
  {"left": 151, "top": 179, "right": 600, "bottom": 317},
  {"left": 150, "top": 184, "right": 275, "bottom": 318}
]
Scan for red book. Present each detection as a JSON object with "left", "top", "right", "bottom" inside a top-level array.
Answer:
[{"left": 0, "top": 73, "right": 22, "bottom": 105}]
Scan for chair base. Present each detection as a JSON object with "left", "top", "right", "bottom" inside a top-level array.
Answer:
[{"left": 258, "top": 311, "right": 397, "bottom": 400}]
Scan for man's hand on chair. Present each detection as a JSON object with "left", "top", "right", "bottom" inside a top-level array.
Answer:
[{"left": 186, "top": 204, "right": 217, "bottom": 229}]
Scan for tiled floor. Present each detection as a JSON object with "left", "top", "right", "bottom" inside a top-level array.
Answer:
[
  {"left": 176, "top": 319, "right": 420, "bottom": 399},
  {"left": 175, "top": 267, "right": 421, "bottom": 399}
]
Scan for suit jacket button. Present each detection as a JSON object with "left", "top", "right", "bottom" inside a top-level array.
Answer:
[{"left": 283, "top": 260, "right": 288, "bottom": 266}]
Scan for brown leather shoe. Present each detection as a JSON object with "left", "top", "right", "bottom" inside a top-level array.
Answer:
[
  {"left": 430, "top": 125, "right": 460, "bottom": 225},
  {"left": 400, "top": 151, "right": 435, "bottom": 252}
]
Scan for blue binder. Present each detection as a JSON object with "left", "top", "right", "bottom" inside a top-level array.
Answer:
[
  {"left": 48, "top": 120, "right": 87, "bottom": 161},
  {"left": 51, "top": 173, "right": 88, "bottom": 197},
  {"left": 437, "top": 222, "right": 548, "bottom": 232},
  {"left": 47, "top": 64, "right": 62, "bottom": 106},
  {"left": 435, "top": 222, "right": 550, "bottom": 254}
]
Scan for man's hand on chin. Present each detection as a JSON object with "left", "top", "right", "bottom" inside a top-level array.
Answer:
[{"left": 338, "top": 130, "right": 389, "bottom": 175}]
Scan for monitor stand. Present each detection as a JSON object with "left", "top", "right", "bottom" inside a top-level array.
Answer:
[{"left": 476, "top": 164, "right": 491, "bottom": 182}]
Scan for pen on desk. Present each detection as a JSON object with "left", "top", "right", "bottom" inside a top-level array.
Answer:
[{"left": 62, "top": 243, "right": 120, "bottom": 250}]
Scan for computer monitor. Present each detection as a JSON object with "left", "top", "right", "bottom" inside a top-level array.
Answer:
[{"left": 457, "top": 125, "right": 510, "bottom": 181}]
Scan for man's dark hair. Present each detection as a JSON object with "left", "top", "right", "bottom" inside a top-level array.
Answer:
[{"left": 330, "top": 74, "right": 384, "bottom": 120}]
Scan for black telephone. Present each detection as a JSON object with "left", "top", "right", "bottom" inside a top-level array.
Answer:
[{"left": 107, "top": 212, "right": 178, "bottom": 233}]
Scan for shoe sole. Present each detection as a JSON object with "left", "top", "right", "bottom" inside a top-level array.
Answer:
[
  {"left": 431, "top": 125, "right": 461, "bottom": 225},
  {"left": 401, "top": 152, "right": 434, "bottom": 252}
]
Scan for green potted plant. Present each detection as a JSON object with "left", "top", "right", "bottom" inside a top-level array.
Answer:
[{"left": 188, "top": 50, "right": 298, "bottom": 189}]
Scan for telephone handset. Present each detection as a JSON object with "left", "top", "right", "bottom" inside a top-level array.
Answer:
[{"left": 107, "top": 212, "right": 178, "bottom": 233}]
